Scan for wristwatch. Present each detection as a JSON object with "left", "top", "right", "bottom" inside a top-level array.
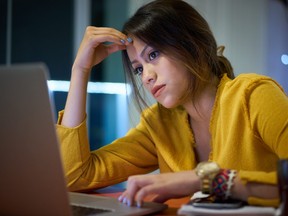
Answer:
[{"left": 196, "top": 161, "right": 220, "bottom": 194}]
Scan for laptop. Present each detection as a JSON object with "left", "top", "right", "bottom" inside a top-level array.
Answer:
[{"left": 0, "top": 63, "right": 167, "bottom": 216}]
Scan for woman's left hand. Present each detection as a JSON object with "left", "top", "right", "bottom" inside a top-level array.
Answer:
[{"left": 118, "top": 171, "right": 200, "bottom": 207}]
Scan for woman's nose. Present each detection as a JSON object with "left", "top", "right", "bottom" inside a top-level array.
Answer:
[{"left": 142, "top": 66, "right": 156, "bottom": 85}]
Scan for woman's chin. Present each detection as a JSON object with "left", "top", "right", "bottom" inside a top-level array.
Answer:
[{"left": 158, "top": 100, "right": 178, "bottom": 109}]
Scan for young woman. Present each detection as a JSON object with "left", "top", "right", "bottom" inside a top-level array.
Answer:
[{"left": 56, "top": 0, "right": 288, "bottom": 208}]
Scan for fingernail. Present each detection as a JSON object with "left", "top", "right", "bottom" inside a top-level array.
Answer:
[
  {"left": 127, "top": 200, "right": 132, "bottom": 207},
  {"left": 127, "top": 37, "right": 133, "bottom": 43},
  {"left": 118, "top": 195, "right": 122, "bottom": 201},
  {"left": 137, "top": 201, "right": 142, "bottom": 208},
  {"left": 120, "top": 39, "right": 126, "bottom": 44},
  {"left": 123, "top": 197, "right": 127, "bottom": 204}
]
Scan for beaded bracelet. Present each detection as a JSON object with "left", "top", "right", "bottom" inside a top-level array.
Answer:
[{"left": 212, "top": 169, "right": 237, "bottom": 200}]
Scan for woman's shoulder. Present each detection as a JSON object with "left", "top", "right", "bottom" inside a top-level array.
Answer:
[
  {"left": 220, "top": 73, "right": 284, "bottom": 94},
  {"left": 235, "top": 73, "right": 277, "bottom": 82}
]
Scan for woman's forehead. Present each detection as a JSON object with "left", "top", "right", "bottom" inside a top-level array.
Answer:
[{"left": 126, "top": 38, "right": 149, "bottom": 63}]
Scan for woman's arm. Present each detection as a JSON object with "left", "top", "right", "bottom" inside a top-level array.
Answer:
[
  {"left": 57, "top": 26, "right": 135, "bottom": 190},
  {"left": 61, "top": 67, "right": 89, "bottom": 127},
  {"left": 119, "top": 170, "right": 279, "bottom": 207},
  {"left": 61, "top": 26, "right": 129, "bottom": 127},
  {"left": 233, "top": 174, "right": 278, "bottom": 202}
]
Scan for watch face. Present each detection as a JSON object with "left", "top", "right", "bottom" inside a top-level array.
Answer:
[{"left": 196, "top": 162, "right": 220, "bottom": 177}]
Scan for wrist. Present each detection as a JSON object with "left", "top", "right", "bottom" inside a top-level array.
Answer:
[
  {"left": 71, "top": 64, "right": 91, "bottom": 81},
  {"left": 71, "top": 68, "right": 90, "bottom": 86},
  {"left": 212, "top": 169, "right": 237, "bottom": 200},
  {"left": 196, "top": 162, "right": 221, "bottom": 194},
  {"left": 230, "top": 175, "right": 248, "bottom": 201},
  {"left": 195, "top": 162, "right": 238, "bottom": 200}
]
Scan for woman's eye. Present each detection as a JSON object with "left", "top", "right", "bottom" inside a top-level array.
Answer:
[
  {"left": 148, "top": 51, "right": 159, "bottom": 61},
  {"left": 134, "top": 67, "right": 143, "bottom": 76}
]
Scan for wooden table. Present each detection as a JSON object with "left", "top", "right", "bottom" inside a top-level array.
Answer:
[{"left": 88, "top": 186, "right": 191, "bottom": 215}]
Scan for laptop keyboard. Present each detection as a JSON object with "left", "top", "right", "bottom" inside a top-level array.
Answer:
[{"left": 71, "top": 205, "right": 112, "bottom": 215}]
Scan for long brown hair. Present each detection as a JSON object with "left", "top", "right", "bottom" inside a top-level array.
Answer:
[{"left": 122, "top": 0, "right": 234, "bottom": 112}]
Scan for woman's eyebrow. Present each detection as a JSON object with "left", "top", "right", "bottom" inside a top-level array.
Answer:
[
  {"left": 131, "top": 44, "right": 150, "bottom": 65},
  {"left": 140, "top": 44, "right": 149, "bottom": 58}
]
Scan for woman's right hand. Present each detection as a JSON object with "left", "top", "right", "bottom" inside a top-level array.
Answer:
[
  {"left": 72, "top": 26, "right": 130, "bottom": 74},
  {"left": 61, "top": 26, "right": 130, "bottom": 128}
]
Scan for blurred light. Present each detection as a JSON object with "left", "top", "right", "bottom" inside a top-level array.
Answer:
[
  {"left": 281, "top": 54, "right": 288, "bottom": 65},
  {"left": 47, "top": 80, "right": 130, "bottom": 95}
]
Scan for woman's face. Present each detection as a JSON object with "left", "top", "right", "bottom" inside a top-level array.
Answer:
[{"left": 126, "top": 37, "right": 193, "bottom": 109}]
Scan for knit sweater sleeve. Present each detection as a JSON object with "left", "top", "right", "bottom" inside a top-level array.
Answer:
[
  {"left": 247, "top": 79, "right": 288, "bottom": 158},
  {"left": 240, "top": 78, "right": 288, "bottom": 206},
  {"left": 56, "top": 110, "right": 158, "bottom": 192}
]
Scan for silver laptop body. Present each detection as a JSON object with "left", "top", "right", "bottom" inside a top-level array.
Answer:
[{"left": 0, "top": 63, "right": 167, "bottom": 216}]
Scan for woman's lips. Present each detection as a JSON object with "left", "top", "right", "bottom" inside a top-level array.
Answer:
[{"left": 151, "top": 84, "right": 166, "bottom": 98}]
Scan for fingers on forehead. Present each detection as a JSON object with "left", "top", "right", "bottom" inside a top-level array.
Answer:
[{"left": 87, "top": 26, "right": 127, "bottom": 39}]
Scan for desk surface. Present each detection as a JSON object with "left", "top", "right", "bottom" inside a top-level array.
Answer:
[
  {"left": 88, "top": 186, "right": 279, "bottom": 215},
  {"left": 89, "top": 186, "right": 190, "bottom": 215}
]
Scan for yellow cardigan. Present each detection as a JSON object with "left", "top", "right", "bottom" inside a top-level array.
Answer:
[{"left": 56, "top": 73, "right": 288, "bottom": 207}]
